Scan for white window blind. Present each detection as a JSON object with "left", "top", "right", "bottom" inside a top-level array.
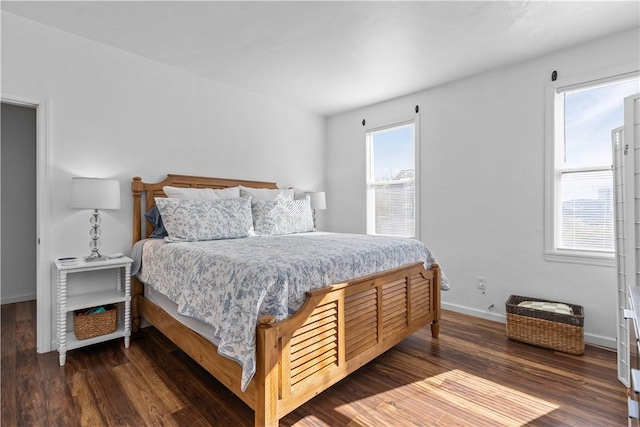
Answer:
[
  {"left": 366, "top": 122, "right": 416, "bottom": 238},
  {"left": 558, "top": 169, "right": 614, "bottom": 252}
]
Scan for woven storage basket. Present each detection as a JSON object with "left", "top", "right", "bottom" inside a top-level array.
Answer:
[
  {"left": 73, "top": 305, "right": 117, "bottom": 340},
  {"left": 505, "top": 295, "right": 584, "bottom": 355}
]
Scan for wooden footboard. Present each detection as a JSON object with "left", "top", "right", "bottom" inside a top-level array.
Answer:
[
  {"left": 255, "top": 261, "right": 440, "bottom": 426},
  {"left": 131, "top": 174, "right": 441, "bottom": 426},
  {"left": 134, "top": 261, "right": 440, "bottom": 426}
]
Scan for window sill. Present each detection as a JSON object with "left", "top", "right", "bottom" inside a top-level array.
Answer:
[{"left": 544, "top": 250, "right": 615, "bottom": 267}]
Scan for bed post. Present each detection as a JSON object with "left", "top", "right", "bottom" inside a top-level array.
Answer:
[
  {"left": 431, "top": 263, "right": 441, "bottom": 338},
  {"left": 255, "top": 315, "right": 279, "bottom": 427},
  {"left": 132, "top": 176, "right": 143, "bottom": 244},
  {"left": 131, "top": 177, "right": 144, "bottom": 332}
]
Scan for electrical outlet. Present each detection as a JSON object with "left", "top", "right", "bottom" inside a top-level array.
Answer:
[{"left": 477, "top": 276, "right": 486, "bottom": 290}]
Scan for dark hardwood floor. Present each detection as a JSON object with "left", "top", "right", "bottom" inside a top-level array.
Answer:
[{"left": 1, "top": 300, "right": 627, "bottom": 426}]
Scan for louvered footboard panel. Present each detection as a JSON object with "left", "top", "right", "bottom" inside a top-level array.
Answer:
[
  {"left": 344, "top": 287, "right": 378, "bottom": 360},
  {"left": 289, "top": 301, "right": 339, "bottom": 386},
  {"left": 382, "top": 278, "right": 409, "bottom": 340},
  {"left": 410, "top": 273, "right": 432, "bottom": 321}
]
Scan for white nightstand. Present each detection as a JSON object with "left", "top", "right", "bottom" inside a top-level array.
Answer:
[{"left": 55, "top": 256, "right": 133, "bottom": 366}]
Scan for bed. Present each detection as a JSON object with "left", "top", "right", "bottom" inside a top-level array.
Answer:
[{"left": 131, "top": 174, "right": 443, "bottom": 427}]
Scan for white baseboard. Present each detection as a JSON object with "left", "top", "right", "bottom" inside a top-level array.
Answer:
[
  {"left": 582, "top": 332, "right": 616, "bottom": 350},
  {"left": 1, "top": 293, "right": 36, "bottom": 305},
  {"left": 442, "top": 301, "right": 506, "bottom": 323},
  {"left": 442, "top": 302, "right": 616, "bottom": 350}
]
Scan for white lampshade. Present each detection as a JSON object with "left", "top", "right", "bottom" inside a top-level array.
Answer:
[
  {"left": 306, "top": 191, "right": 326, "bottom": 210},
  {"left": 70, "top": 177, "right": 121, "bottom": 210}
]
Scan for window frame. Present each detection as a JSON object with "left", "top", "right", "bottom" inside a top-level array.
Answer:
[
  {"left": 544, "top": 65, "right": 639, "bottom": 267},
  {"left": 365, "top": 118, "right": 420, "bottom": 238}
]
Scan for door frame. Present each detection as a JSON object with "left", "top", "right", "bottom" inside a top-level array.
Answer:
[{"left": 2, "top": 91, "right": 52, "bottom": 353}]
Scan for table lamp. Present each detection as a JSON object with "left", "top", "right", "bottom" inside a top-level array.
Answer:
[
  {"left": 306, "top": 191, "right": 326, "bottom": 229},
  {"left": 70, "top": 177, "right": 121, "bottom": 261}
]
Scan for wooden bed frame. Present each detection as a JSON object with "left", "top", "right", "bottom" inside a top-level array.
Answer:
[{"left": 131, "top": 174, "right": 441, "bottom": 427}]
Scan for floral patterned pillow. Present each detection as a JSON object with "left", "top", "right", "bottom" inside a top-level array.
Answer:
[
  {"left": 155, "top": 197, "right": 253, "bottom": 242},
  {"left": 252, "top": 196, "right": 314, "bottom": 235}
]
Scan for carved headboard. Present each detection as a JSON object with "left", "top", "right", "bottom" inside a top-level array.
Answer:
[{"left": 131, "top": 174, "right": 278, "bottom": 243}]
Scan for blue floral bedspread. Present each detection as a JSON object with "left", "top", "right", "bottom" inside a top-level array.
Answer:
[{"left": 135, "top": 232, "right": 448, "bottom": 391}]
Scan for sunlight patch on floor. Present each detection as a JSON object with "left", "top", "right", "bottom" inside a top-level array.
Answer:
[
  {"left": 339, "top": 369, "right": 559, "bottom": 426},
  {"left": 418, "top": 369, "right": 559, "bottom": 426}
]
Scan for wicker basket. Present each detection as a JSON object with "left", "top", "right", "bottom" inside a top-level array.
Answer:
[
  {"left": 505, "top": 295, "right": 584, "bottom": 355},
  {"left": 73, "top": 304, "right": 117, "bottom": 340}
]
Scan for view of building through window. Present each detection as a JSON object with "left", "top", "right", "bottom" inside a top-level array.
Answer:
[
  {"left": 366, "top": 122, "right": 416, "bottom": 237},
  {"left": 558, "top": 78, "right": 639, "bottom": 252}
]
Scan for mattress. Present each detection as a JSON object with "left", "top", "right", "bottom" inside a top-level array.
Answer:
[{"left": 144, "top": 284, "right": 218, "bottom": 345}]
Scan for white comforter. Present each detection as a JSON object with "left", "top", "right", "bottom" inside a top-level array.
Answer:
[{"left": 134, "top": 232, "right": 448, "bottom": 391}]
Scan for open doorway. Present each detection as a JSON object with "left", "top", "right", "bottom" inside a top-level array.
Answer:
[
  {"left": 1, "top": 93, "right": 51, "bottom": 353},
  {"left": 1, "top": 102, "right": 37, "bottom": 304}
]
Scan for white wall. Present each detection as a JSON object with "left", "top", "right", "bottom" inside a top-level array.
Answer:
[
  {"left": 326, "top": 28, "right": 640, "bottom": 347},
  {"left": 1, "top": 13, "right": 326, "bottom": 350}
]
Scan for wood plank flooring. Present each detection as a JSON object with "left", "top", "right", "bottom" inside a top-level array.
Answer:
[{"left": 1, "top": 300, "right": 627, "bottom": 426}]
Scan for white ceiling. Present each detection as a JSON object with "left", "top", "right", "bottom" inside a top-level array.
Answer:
[{"left": 2, "top": 1, "right": 639, "bottom": 116}]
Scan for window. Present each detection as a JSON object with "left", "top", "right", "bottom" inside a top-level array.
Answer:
[
  {"left": 545, "top": 71, "right": 639, "bottom": 265},
  {"left": 366, "top": 121, "right": 417, "bottom": 237}
]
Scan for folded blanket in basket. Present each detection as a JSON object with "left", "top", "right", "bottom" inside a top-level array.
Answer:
[{"left": 517, "top": 300, "right": 573, "bottom": 315}]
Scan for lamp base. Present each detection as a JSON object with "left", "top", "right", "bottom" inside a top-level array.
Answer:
[{"left": 83, "top": 255, "right": 108, "bottom": 262}]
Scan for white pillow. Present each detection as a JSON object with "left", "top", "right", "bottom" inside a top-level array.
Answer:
[
  {"left": 155, "top": 197, "right": 252, "bottom": 242},
  {"left": 252, "top": 196, "right": 314, "bottom": 235},
  {"left": 163, "top": 185, "right": 240, "bottom": 200},
  {"left": 239, "top": 185, "right": 294, "bottom": 201}
]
